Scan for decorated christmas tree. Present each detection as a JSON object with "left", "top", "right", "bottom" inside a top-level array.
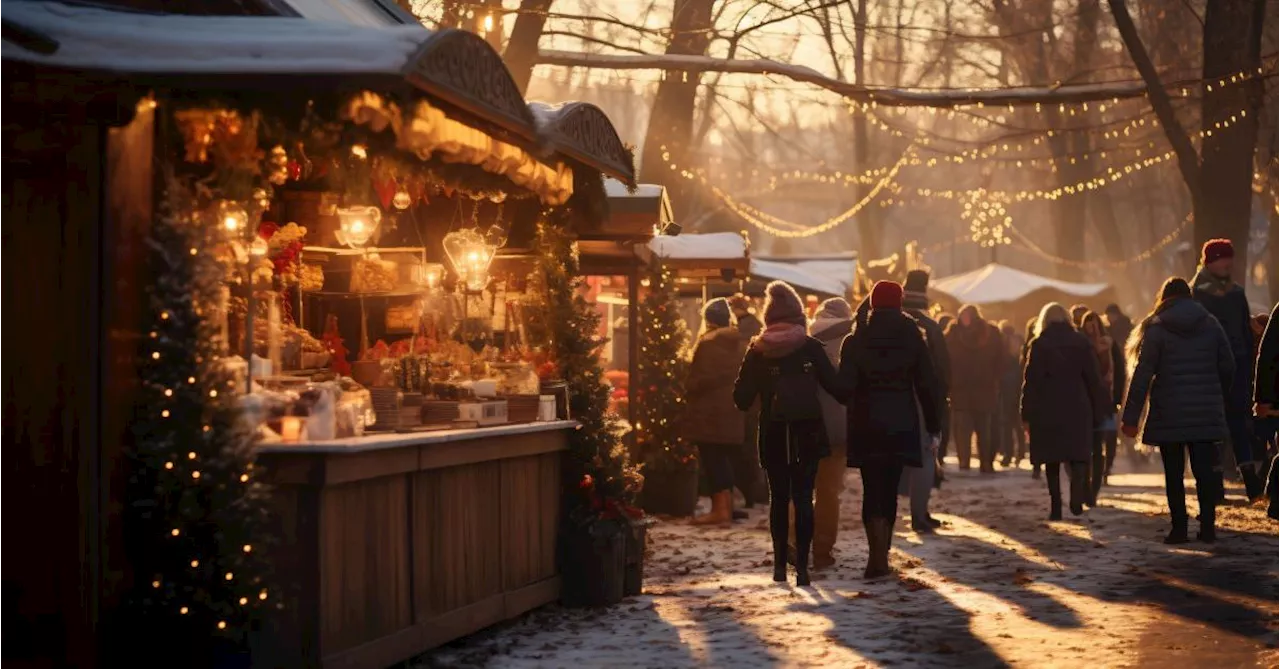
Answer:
[
  {"left": 634, "top": 259, "right": 693, "bottom": 473},
  {"left": 122, "top": 189, "right": 274, "bottom": 661},
  {"left": 534, "top": 220, "right": 642, "bottom": 529}
]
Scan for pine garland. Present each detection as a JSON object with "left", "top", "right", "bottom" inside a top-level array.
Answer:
[
  {"left": 635, "top": 260, "right": 694, "bottom": 473},
  {"left": 123, "top": 187, "right": 274, "bottom": 659},
  {"left": 534, "top": 218, "right": 642, "bottom": 531}
]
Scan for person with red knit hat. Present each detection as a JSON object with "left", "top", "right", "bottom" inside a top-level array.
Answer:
[
  {"left": 1192, "top": 238, "right": 1264, "bottom": 500},
  {"left": 838, "top": 281, "right": 942, "bottom": 579},
  {"left": 733, "top": 281, "right": 846, "bottom": 586}
]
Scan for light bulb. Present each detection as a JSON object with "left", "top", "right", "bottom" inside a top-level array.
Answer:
[
  {"left": 392, "top": 190, "right": 412, "bottom": 210},
  {"left": 483, "top": 14, "right": 494, "bottom": 32},
  {"left": 250, "top": 237, "right": 269, "bottom": 258}
]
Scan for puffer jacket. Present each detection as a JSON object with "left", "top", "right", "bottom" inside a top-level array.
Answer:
[
  {"left": 683, "top": 326, "right": 747, "bottom": 445},
  {"left": 1122, "top": 297, "right": 1235, "bottom": 445}
]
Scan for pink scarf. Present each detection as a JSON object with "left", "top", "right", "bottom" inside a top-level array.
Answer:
[{"left": 753, "top": 322, "right": 808, "bottom": 357}]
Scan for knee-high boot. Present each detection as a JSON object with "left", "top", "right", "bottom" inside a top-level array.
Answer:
[
  {"left": 1069, "top": 462, "right": 1087, "bottom": 516},
  {"left": 1046, "top": 466, "right": 1063, "bottom": 520},
  {"left": 770, "top": 501, "right": 789, "bottom": 582}
]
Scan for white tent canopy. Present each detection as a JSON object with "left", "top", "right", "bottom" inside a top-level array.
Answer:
[
  {"left": 749, "top": 259, "right": 850, "bottom": 297},
  {"left": 931, "top": 263, "right": 1110, "bottom": 305}
]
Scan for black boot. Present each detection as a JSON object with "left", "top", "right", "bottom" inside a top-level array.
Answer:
[
  {"left": 1241, "top": 466, "right": 1264, "bottom": 502},
  {"left": 1198, "top": 502, "right": 1217, "bottom": 543},
  {"left": 1069, "top": 463, "right": 1087, "bottom": 516},
  {"left": 1046, "top": 467, "right": 1063, "bottom": 520},
  {"left": 772, "top": 539, "right": 788, "bottom": 582},
  {"left": 1164, "top": 517, "right": 1190, "bottom": 544},
  {"left": 1049, "top": 497, "right": 1063, "bottom": 521}
]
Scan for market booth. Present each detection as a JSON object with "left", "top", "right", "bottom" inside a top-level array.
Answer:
[
  {"left": 930, "top": 262, "right": 1115, "bottom": 324},
  {"left": 3, "top": 4, "right": 635, "bottom": 668}
]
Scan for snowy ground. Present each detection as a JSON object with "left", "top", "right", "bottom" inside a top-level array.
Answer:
[{"left": 416, "top": 457, "right": 1278, "bottom": 669}]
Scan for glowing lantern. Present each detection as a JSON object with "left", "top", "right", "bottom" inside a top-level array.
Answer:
[
  {"left": 334, "top": 206, "right": 381, "bottom": 249},
  {"left": 443, "top": 228, "right": 498, "bottom": 292}
]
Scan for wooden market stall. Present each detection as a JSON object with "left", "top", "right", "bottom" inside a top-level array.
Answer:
[{"left": 2, "top": 4, "right": 635, "bottom": 668}]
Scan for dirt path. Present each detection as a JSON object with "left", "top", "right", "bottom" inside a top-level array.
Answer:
[{"left": 419, "top": 462, "right": 1278, "bottom": 669}]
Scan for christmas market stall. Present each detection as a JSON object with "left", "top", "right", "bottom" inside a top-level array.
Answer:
[{"left": 3, "top": 3, "right": 640, "bottom": 668}]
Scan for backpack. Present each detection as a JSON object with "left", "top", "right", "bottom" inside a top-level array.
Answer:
[{"left": 765, "top": 351, "right": 823, "bottom": 422}]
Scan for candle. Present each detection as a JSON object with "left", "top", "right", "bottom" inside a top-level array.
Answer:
[{"left": 280, "top": 416, "right": 303, "bottom": 442}]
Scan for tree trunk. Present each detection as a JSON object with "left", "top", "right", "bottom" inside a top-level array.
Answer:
[
  {"left": 637, "top": 0, "right": 717, "bottom": 221},
  {"left": 504, "top": 0, "right": 555, "bottom": 94},
  {"left": 1197, "top": 0, "right": 1266, "bottom": 264},
  {"left": 852, "top": 0, "right": 880, "bottom": 258}
]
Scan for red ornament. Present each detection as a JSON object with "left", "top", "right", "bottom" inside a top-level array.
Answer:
[{"left": 322, "top": 314, "right": 351, "bottom": 376}]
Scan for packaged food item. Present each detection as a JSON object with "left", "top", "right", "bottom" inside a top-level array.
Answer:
[{"left": 298, "top": 264, "right": 325, "bottom": 292}]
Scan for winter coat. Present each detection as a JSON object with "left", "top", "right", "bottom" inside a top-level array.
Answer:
[
  {"left": 1106, "top": 312, "right": 1133, "bottom": 353},
  {"left": 1256, "top": 305, "right": 1278, "bottom": 408},
  {"left": 946, "top": 319, "right": 1005, "bottom": 414},
  {"left": 811, "top": 316, "right": 852, "bottom": 454},
  {"left": 1122, "top": 297, "right": 1235, "bottom": 445},
  {"left": 906, "top": 307, "right": 951, "bottom": 402},
  {"left": 683, "top": 327, "right": 747, "bottom": 445},
  {"left": 1021, "top": 321, "right": 1104, "bottom": 464},
  {"left": 1193, "top": 269, "right": 1254, "bottom": 414},
  {"left": 733, "top": 337, "right": 844, "bottom": 468},
  {"left": 839, "top": 309, "right": 942, "bottom": 469},
  {"left": 736, "top": 313, "right": 764, "bottom": 340}
]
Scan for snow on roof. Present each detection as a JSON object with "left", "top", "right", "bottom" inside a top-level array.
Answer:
[
  {"left": 604, "top": 178, "right": 664, "bottom": 200},
  {"left": 279, "top": 0, "right": 418, "bottom": 27},
  {"left": 750, "top": 259, "right": 849, "bottom": 297},
  {"left": 1, "top": 1, "right": 427, "bottom": 75},
  {"left": 931, "top": 263, "right": 1110, "bottom": 305},
  {"left": 648, "top": 232, "right": 746, "bottom": 260}
]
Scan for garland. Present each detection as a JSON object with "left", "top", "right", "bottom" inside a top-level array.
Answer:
[{"left": 123, "top": 185, "right": 274, "bottom": 660}]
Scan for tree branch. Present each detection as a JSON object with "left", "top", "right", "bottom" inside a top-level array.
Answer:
[
  {"left": 1106, "top": 0, "right": 1203, "bottom": 206},
  {"left": 534, "top": 48, "right": 1270, "bottom": 107}
]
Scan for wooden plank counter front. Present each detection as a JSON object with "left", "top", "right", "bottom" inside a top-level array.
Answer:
[{"left": 257, "top": 421, "right": 574, "bottom": 669}]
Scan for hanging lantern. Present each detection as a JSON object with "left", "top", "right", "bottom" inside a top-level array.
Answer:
[
  {"left": 392, "top": 189, "right": 413, "bottom": 211},
  {"left": 443, "top": 228, "right": 496, "bottom": 292},
  {"left": 411, "top": 260, "right": 446, "bottom": 290},
  {"left": 334, "top": 206, "right": 381, "bottom": 249}
]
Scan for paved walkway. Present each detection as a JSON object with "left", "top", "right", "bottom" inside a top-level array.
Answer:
[{"left": 419, "top": 461, "right": 1278, "bottom": 668}]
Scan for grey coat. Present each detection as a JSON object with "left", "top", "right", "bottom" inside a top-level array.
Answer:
[
  {"left": 1121, "top": 297, "right": 1235, "bottom": 445},
  {"left": 811, "top": 316, "right": 852, "bottom": 454}
]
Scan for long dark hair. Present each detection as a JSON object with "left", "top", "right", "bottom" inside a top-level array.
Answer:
[{"left": 1126, "top": 277, "right": 1192, "bottom": 364}]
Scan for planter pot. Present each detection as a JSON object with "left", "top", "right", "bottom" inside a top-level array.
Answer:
[
  {"left": 561, "top": 524, "right": 626, "bottom": 608},
  {"left": 639, "top": 466, "right": 699, "bottom": 517},
  {"left": 623, "top": 520, "right": 648, "bottom": 597}
]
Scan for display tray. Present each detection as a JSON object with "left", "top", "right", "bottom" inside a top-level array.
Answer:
[{"left": 304, "top": 289, "right": 425, "bottom": 299}]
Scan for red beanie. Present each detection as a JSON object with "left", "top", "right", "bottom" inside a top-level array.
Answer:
[
  {"left": 870, "top": 280, "right": 904, "bottom": 310},
  {"left": 1201, "top": 238, "right": 1234, "bottom": 265}
]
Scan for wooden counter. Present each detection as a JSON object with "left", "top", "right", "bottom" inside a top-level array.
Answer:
[{"left": 257, "top": 421, "right": 574, "bottom": 669}]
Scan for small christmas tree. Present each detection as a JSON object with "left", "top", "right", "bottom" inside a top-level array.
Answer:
[
  {"left": 122, "top": 190, "right": 273, "bottom": 661},
  {"left": 634, "top": 259, "right": 693, "bottom": 473},
  {"left": 534, "top": 221, "right": 642, "bottom": 529}
]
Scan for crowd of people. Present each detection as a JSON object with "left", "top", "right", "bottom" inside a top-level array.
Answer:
[{"left": 681, "top": 237, "right": 1278, "bottom": 586}]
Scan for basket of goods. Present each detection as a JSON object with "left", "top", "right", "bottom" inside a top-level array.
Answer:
[
  {"left": 368, "top": 387, "right": 402, "bottom": 431},
  {"left": 350, "top": 255, "right": 398, "bottom": 293},
  {"left": 290, "top": 324, "right": 331, "bottom": 370}
]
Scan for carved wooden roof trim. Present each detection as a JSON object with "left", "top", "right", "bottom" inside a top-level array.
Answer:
[
  {"left": 530, "top": 101, "right": 636, "bottom": 187},
  {"left": 402, "top": 29, "right": 538, "bottom": 143}
]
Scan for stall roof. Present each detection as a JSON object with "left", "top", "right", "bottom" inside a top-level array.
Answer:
[
  {"left": 749, "top": 259, "right": 849, "bottom": 298},
  {"left": 530, "top": 102, "right": 637, "bottom": 186},
  {"left": 276, "top": 0, "right": 418, "bottom": 25},
  {"left": 638, "top": 232, "right": 749, "bottom": 277},
  {"left": 931, "top": 263, "right": 1110, "bottom": 305}
]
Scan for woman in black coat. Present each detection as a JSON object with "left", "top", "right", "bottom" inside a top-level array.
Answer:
[
  {"left": 839, "top": 281, "right": 941, "bottom": 579},
  {"left": 734, "top": 281, "right": 844, "bottom": 586},
  {"left": 1122, "top": 278, "right": 1234, "bottom": 543},
  {"left": 1021, "top": 302, "right": 1104, "bottom": 519}
]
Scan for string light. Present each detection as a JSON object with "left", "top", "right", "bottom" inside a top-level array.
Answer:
[{"left": 704, "top": 147, "right": 915, "bottom": 238}]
